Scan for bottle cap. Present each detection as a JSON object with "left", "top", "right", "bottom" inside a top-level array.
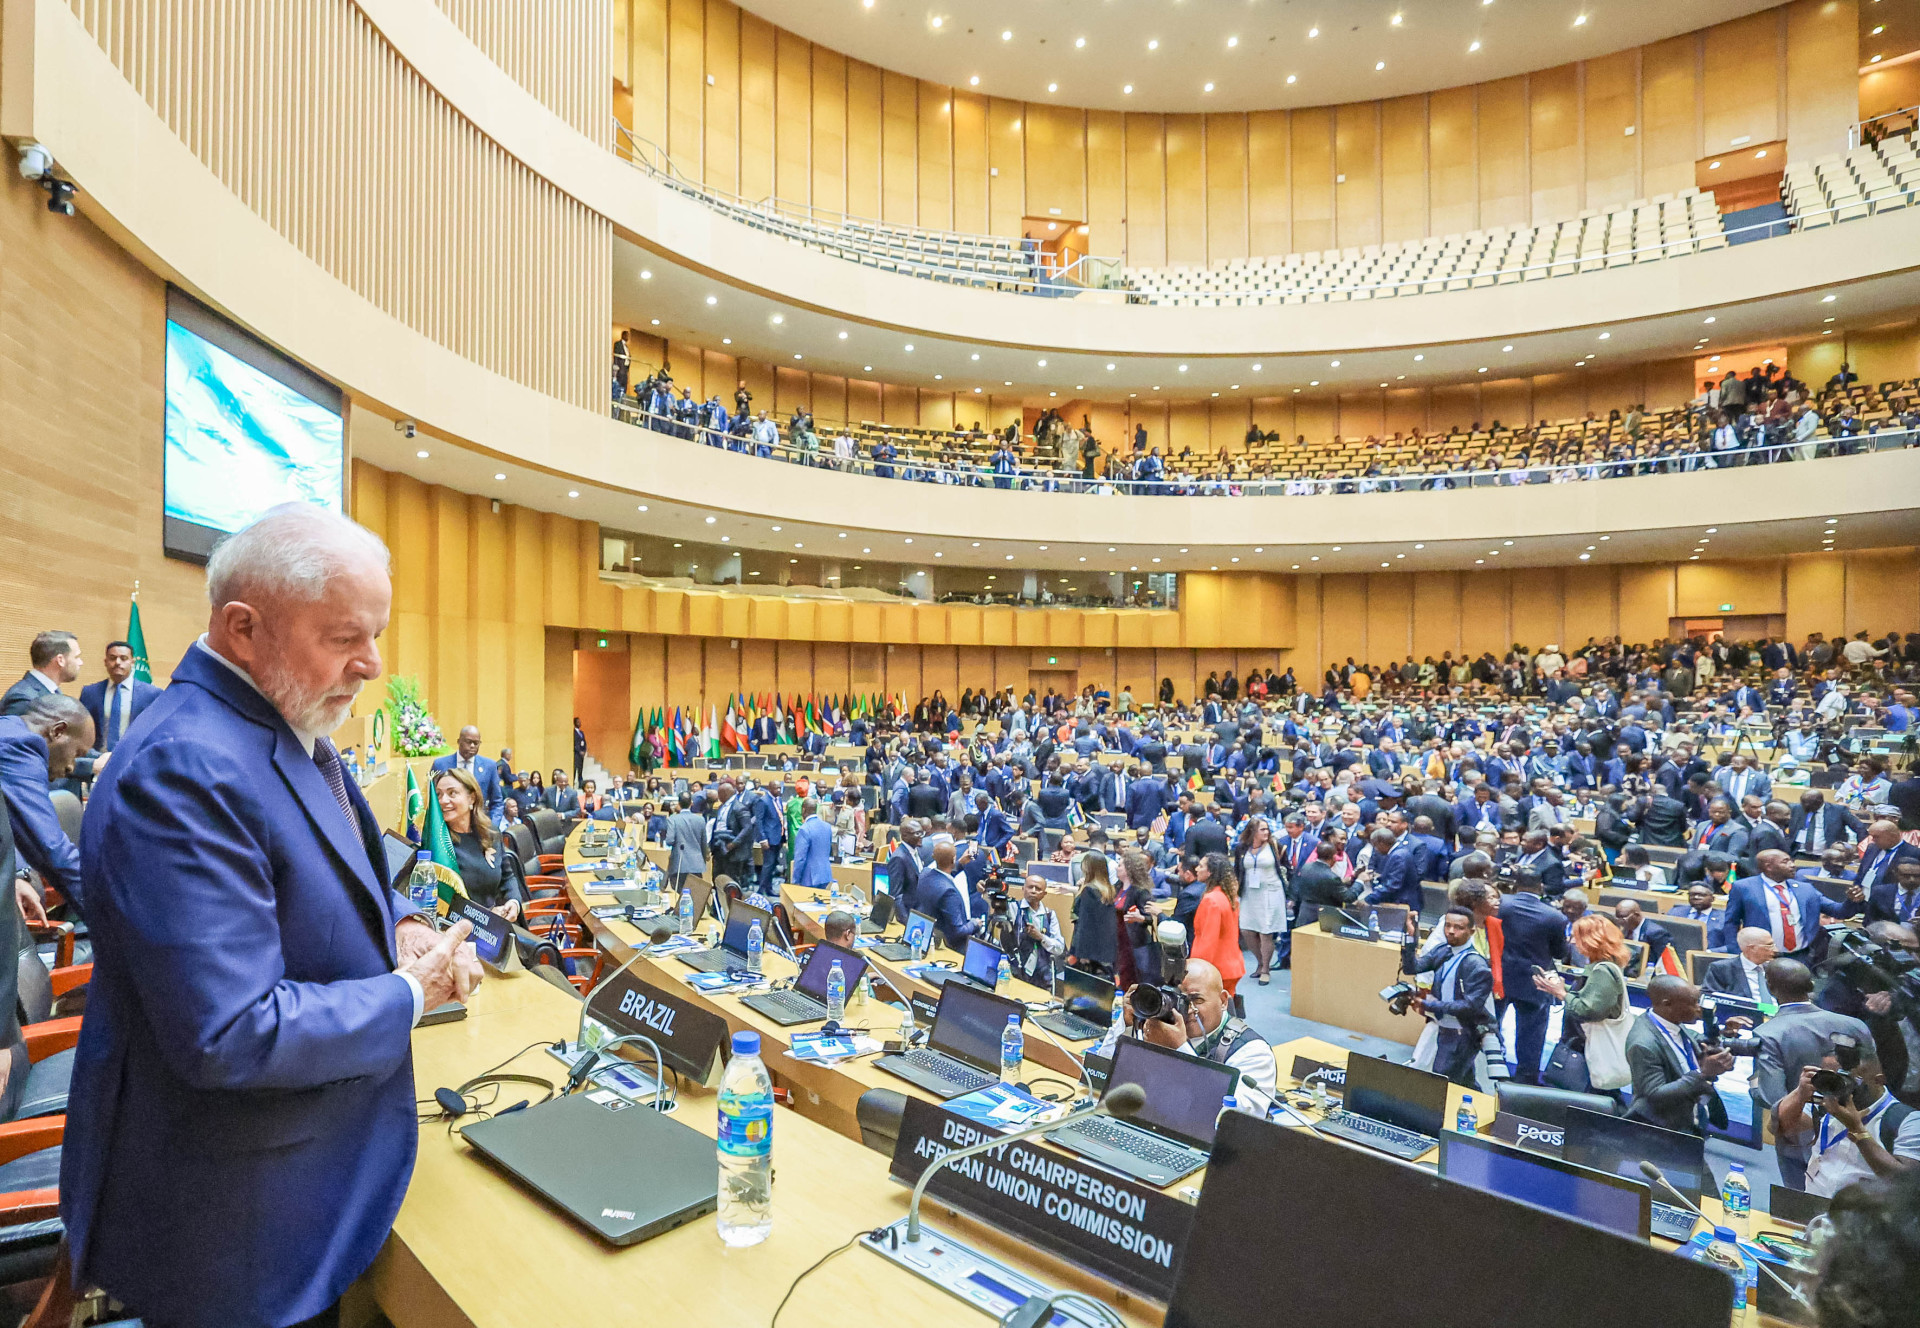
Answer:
[
  {"left": 417, "top": 850, "right": 432, "bottom": 862},
  {"left": 1712, "top": 1226, "right": 1738, "bottom": 1243},
  {"left": 732, "top": 1031, "right": 760, "bottom": 1055}
]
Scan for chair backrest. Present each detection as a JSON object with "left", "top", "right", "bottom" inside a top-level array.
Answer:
[
  {"left": 1686, "top": 950, "right": 1718, "bottom": 984},
  {"left": 530, "top": 809, "right": 568, "bottom": 855},
  {"left": 48, "top": 790, "right": 81, "bottom": 845},
  {"left": 507, "top": 823, "right": 540, "bottom": 866},
  {"left": 855, "top": 1087, "right": 909, "bottom": 1156},
  {"left": 15, "top": 949, "right": 51, "bottom": 1027}
]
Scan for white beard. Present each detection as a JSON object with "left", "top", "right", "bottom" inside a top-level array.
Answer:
[{"left": 253, "top": 652, "right": 361, "bottom": 736}]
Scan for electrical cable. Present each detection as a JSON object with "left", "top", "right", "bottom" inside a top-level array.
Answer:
[{"left": 769, "top": 1229, "right": 880, "bottom": 1328}]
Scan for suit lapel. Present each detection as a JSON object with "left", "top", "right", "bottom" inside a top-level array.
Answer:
[{"left": 270, "top": 732, "right": 397, "bottom": 962}]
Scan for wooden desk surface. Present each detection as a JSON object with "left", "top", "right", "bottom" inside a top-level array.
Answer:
[{"left": 370, "top": 972, "right": 1158, "bottom": 1328}]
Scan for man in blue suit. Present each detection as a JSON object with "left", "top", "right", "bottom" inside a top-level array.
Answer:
[
  {"left": 64, "top": 506, "right": 476, "bottom": 1328},
  {"left": 748, "top": 779, "right": 786, "bottom": 895},
  {"left": 1856, "top": 820, "right": 1920, "bottom": 924},
  {"left": 429, "top": 725, "right": 504, "bottom": 824},
  {"left": 789, "top": 796, "right": 835, "bottom": 890},
  {"left": 1125, "top": 768, "right": 1168, "bottom": 830},
  {"left": 1363, "top": 827, "right": 1422, "bottom": 911},
  {"left": 0, "top": 695, "right": 95, "bottom": 915},
  {"left": 1496, "top": 866, "right": 1570, "bottom": 1084},
  {"left": 1722, "top": 849, "right": 1850, "bottom": 962},
  {"left": 79, "top": 641, "right": 163, "bottom": 753}
]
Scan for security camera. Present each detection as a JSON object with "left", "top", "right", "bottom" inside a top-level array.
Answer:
[
  {"left": 16, "top": 143, "right": 51, "bottom": 181},
  {"left": 395, "top": 419, "right": 417, "bottom": 439},
  {"left": 41, "top": 178, "right": 75, "bottom": 216}
]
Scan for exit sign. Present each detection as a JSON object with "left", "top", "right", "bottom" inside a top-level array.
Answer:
[
  {"left": 1720, "top": 603, "right": 1733, "bottom": 612},
  {"left": 1047, "top": 656, "right": 1058, "bottom": 665}
]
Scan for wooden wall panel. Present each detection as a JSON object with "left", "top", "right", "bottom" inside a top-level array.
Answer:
[
  {"left": 1085, "top": 110, "right": 1127, "bottom": 259},
  {"left": 1290, "top": 108, "right": 1334, "bottom": 254},
  {"left": 1529, "top": 65, "right": 1582, "bottom": 221},
  {"left": 881, "top": 71, "right": 919, "bottom": 225},
  {"left": 1380, "top": 96, "right": 1428, "bottom": 244},
  {"left": 1428, "top": 86, "right": 1477, "bottom": 236},
  {"left": 1027, "top": 104, "right": 1087, "bottom": 224},
  {"left": 1478, "top": 78, "right": 1529, "bottom": 228},
  {"left": 1511, "top": 567, "right": 1565, "bottom": 647},
  {"left": 810, "top": 46, "right": 847, "bottom": 216},
  {"left": 702, "top": 0, "right": 740, "bottom": 196},
  {"left": 1124, "top": 114, "right": 1166, "bottom": 267},
  {"left": 1366, "top": 575, "right": 1413, "bottom": 662},
  {"left": 953, "top": 93, "right": 991, "bottom": 234},
  {"left": 1164, "top": 115, "right": 1207, "bottom": 266},
  {"left": 1583, "top": 50, "right": 1640, "bottom": 211},
  {"left": 774, "top": 30, "right": 812, "bottom": 204},
  {"left": 1460, "top": 572, "right": 1511, "bottom": 657},
  {"left": 1247, "top": 110, "right": 1292, "bottom": 258},
  {"left": 845, "top": 61, "right": 883, "bottom": 219},
  {"left": 1703, "top": 9, "right": 1782, "bottom": 152},
  {"left": 1334, "top": 102, "right": 1381, "bottom": 249},
  {"left": 1205, "top": 114, "right": 1248, "bottom": 264},
  {"left": 1785, "top": 0, "right": 1859, "bottom": 160},
  {"left": 737, "top": 13, "right": 777, "bottom": 200},
  {"left": 989, "top": 99, "right": 1026, "bottom": 237},
  {"left": 1411, "top": 572, "right": 1461, "bottom": 661},
  {"left": 1320, "top": 576, "right": 1369, "bottom": 667},
  {"left": 1641, "top": 34, "right": 1701, "bottom": 198},
  {"left": 629, "top": 0, "right": 670, "bottom": 151},
  {"left": 667, "top": 0, "right": 706, "bottom": 177}
]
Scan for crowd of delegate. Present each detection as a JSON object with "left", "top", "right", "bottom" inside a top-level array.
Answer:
[
  {"left": 539, "top": 627, "right": 1920, "bottom": 1197},
  {"left": 611, "top": 339, "right": 1920, "bottom": 495}
]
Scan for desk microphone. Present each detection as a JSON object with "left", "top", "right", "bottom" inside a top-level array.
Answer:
[
  {"left": 566, "top": 1032, "right": 672, "bottom": 1110},
  {"left": 1635, "top": 1162, "right": 1811, "bottom": 1311},
  {"left": 904, "top": 1082, "right": 1147, "bottom": 1244},
  {"left": 649, "top": 923, "right": 676, "bottom": 947}
]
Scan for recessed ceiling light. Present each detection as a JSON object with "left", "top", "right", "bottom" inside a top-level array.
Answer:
[
  {"left": 969, "top": 74, "right": 980, "bottom": 85},
  {"left": 933, "top": 373, "right": 942, "bottom": 379},
  {"left": 1873, "top": 24, "right": 1885, "bottom": 34},
  {"left": 704, "top": 516, "right": 716, "bottom": 524},
  {"left": 415, "top": 449, "right": 429, "bottom": 458},
  {"left": 1703, "top": 316, "right": 1715, "bottom": 324},
  {"left": 930, "top": 15, "right": 942, "bottom": 26},
  {"left": 1331, "top": 546, "right": 1342, "bottom": 552},
  {"left": 1001, "top": 29, "right": 1012, "bottom": 40},
  {"left": 650, "top": 319, "right": 659, "bottom": 326},
  {"left": 1005, "top": 381, "right": 1014, "bottom": 387},
  {"left": 862, "top": 547, "right": 871, "bottom": 553},
  {"left": 1870, "top": 54, "right": 1882, "bottom": 63},
  {"left": 705, "top": 295, "right": 717, "bottom": 305},
  {"left": 1330, "top": 359, "right": 1341, "bottom": 367},
  {"left": 1286, "top": 74, "right": 1297, "bottom": 84},
  {"left": 770, "top": 314, "right": 784, "bottom": 324},
  {"left": 1123, "top": 84, "right": 1133, "bottom": 94},
  {"left": 1227, "top": 35, "right": 1238, "bottom": 47},
  {"left": 1147, "top": 38, "right": 1158, "bottom": 49},
  {"left": 1414, "top": 354, "right": 1424, "bottom": 362},
  {"left": 903, "top": 538, "right": 912, "bottom": 544},
  {"left": 1152, "top": 557, "right": 1161, "bottom": 564},
  {"left": 1468, "top": 40, "right": 1481, "bottom": 51},
  {"left": 1821, "top": 294, "right": 1836, "bottom": 303},
  {"left": 1310, "top": 556, "right": 1320, "bottom": 562},
  {"left": 722, "top": 337, "right": 732, "bottom": 345},
  {"left": 1178, "top": 364, "right": 1188, "bottom": 372},
  {"left": 1048, "top": 82, "right": 1058, "bottom": 93},
  {"left": 1203, "top": 82, "right": 1214, "bottom": 93},
  {"left": 494, "top": 472, "right": 506, "bottom": 481},
  {"left": 568, "top": 490, "right": 579, "bottom": 498},
  {"left": 720, "top": 535, "right": 730, "bottom": 543},
  {"left": 771, "top": 525, "right": 782, "bottom": 531},
  {"left": 1502, "top": 344, "right": 1513, "bottom": 352},
  {"left": 1573, "top": 13, "right": 1587, "bottom": 26},
  {"left": 1308, "top": 27, "right": 1319, "bottom": 38},
  {"left": 1037, "top": 359, "right": 1047, "bottom": 367},
  {"left": 1504, "top": 540, "right": 1514, "bottom": 546},
  {"left": 1598, "top": 332, "right": 1610, "bottom": 340},
  {"left": 934, "top": 551, "right": 943, "bottom": 558},
  {"left": 639, "top": 269, "right": 652, "bottom": 280},
  {"left": 637, "top": 504, "right": 648, "bottom": 512},
  {"left": 864, "top": 365, "right": 873, "bottom": 372},
  {"left": 1006, "top": 554, "right": 1015, "bottom": 561},
  {"left": 1375, "top": 61, "right": 1386, "bottom": 71},
  {"left": 1075, "top": 36, "right": 1085, "bottom": 47},
  {"left": 794, "top": 353, "right": 803, "bottom": 360},
  {"left": 1254, "top": 546, "right": 1265, "bottom": 554},
  {"left": 905, "top": 343, "right": 914, "bottom": 351}
]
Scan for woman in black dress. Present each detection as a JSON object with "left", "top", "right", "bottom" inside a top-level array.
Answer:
[
  {"left": 433, "top": 768, "right": 529, "bottom": 920},
  {"left": 1066, "top": 850, "right": 1117, "bottom": 977}
]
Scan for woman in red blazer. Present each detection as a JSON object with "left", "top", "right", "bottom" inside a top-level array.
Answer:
[{"left": 1190, "top": 852, "right": 1247, "bottom": 998}]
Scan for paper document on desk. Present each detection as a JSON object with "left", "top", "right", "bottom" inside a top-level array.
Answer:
[
  {"left": 943, "top": 1083, "right": 1058, "bottom": 1132},
  {"left": 787, "top": 1031, "right": 882, "bottom": 1063},
  {"left": 647, "top": 934, "right": 703, "bottom": 956},
  {"left": 683, "top": 968, "right": 767, "bottom": 991}
]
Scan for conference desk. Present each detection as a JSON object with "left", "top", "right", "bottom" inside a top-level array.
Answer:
[
  {"left": 366, "top": 969, "right": 1159, "bottom": 1328},
  {"left": 1288, "top": 927, "right": 1419, "bottom": 1046}
]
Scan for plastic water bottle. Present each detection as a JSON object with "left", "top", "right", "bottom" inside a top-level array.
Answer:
[
  {"left": 825, "top": 960, "right": 847, "bottom": 1022},
  {"left": 1720, "top": 1163, "right": 1751, "bottom": 1235},
  {"left": 1456, "top": 1093, "right": 1479, "bottom": 1134},
  {"left": 1217, "top": 1093, "right": 1239, "bottom": 1128},
  {"left": 717, "top": 1031, "right": 774, "bottom": 1246},
  {"left": 1367, "top": 908, "right": 1381, "bottom": 940},
  {"left": 997, "top": 957, "right": 1013, "bottom": 992},
  {"left": 679, "top": 884, "right": 696, "bottom": 936},
  {"left": 1000, "top": 1013, "right": 1024, "bottom": 1083},
  {"left": 408, "top": 851, "right": 439, "bottom": 914},
  {"left": 898, "top": 1000, "right": 917, "bottom": 1044},
  {"left": 1693, "top": 1226, "right": 1755, "bottom": 1311},
  {"left": 745, "top": 920, "right": 765, "bottom": 974}
]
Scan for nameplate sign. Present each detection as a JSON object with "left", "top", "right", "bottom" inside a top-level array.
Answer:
[
  {"left": 586, "top": 962, "right": 731, "bottom": 1084},
  {"left": 1489, "top": 1112, "right": 1564, "bottom": 1156},
  {"left": 889, "top": 1098, "right": 1192, "bottom": 1303},
  {"left": 1288, "top": 1056, "right": 1346, "bottom": 1094},
  {"left": 1335, "top": 924, "right": 1374, "bottom": 941},
  {"left": 439, "top": 893, "right": 515, "bottom": 969}
]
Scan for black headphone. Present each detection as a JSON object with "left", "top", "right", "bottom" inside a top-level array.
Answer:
[{"left": 428, "top": 1071, "right": 557, "bottom": 1123}]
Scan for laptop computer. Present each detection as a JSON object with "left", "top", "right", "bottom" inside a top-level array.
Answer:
[
  {"left": 1560, "top": 1107, "right": 1712, "bottom": 1242},
  {"left": 459, "top": 1093, "right": 718, "bottom": 1245},
  {"left": 1311, "top": 1055, "right": 1449, "bottom": 1160},
  {"left": 918, "top": 937, "right": 1004, "bottom": 991},
  {"left": 1034, "top": 967, "right": 1115, "bottom": 1042},
  {"left": 1045, "top": 1036, "right": 1237, "bottom": 1185},
  {"left": 1438, "top": 1129, "right": 1651, "bottom": 1240},
  {"left": 739, "top": 941, "right": 871, "bottom": 1027},
  {"left": 678, "top": 898, "right": 774, "bottom": 973},
  {"left": 875, "top": 982, "right": 1025, "bottom": 1099},
  {"left": 869, "top": 908, "right": 935, "bottom": 962}
]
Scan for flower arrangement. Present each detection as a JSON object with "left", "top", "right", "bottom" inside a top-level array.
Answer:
[{"left": 384, "top": 675, "right": 449, "bottom": 757}]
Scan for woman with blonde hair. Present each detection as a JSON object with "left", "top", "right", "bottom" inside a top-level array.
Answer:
[{"left": 1067, "top": 850, "right": 1118, "bottom": 977}]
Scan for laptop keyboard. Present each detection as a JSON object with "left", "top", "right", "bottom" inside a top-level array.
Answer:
[
  {"left": 747, "top": 989, "right": 826, "bottom": 1022},
  {"left": 1064, "top": 1117, "right": 1197, "bottom": 1171},
  {"left": 900, "top": 1049, "right": 994, "bottom": 1092},
  {"left": 1318, "top": 1111, "right": 1434, "bottom": 1158},
  {"left": 1652, "top": 1203, "right": 1699, "bottom": 1240},
  {"left": 1035, "top": 1012, "right": 1106, "bottom": 1042},
  {"left": 869, "top": 942, "right": 918, "bottom": 962},
  {"left": 678, "top": 948, "right": 743, "bottom": 972}
]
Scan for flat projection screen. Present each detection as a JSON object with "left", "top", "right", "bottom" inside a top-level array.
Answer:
[{"left": 163, "top": 288, "right": 344, "bottom": 563}]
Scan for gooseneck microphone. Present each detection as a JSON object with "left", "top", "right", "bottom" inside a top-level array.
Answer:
[
  {"left": 565, "top": 1032, "right": 673, "bottom": 1110},
  {"left": 904, "top": 1082, "right": 1148, "bottom": 1244},
  {"left": 1636, "top": 1162, "right": 1811, "bottom": 1310}
]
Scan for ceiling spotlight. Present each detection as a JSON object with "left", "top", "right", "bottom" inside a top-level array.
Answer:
[
  {"left": 969, "top": 74, "right": 980, "bottom": 85},
  {"left": 1308, "top": 27, "right": 1319, "bottom": 38},
  {"left": 1148, "top": 38, "right": 1159, "bottom": 49},
  {"left": 771, "top": 525, "right": 782, "bottom": 531},
  {"left": 1037, "top": 358, "right": 1047, "bottom": 367},
  {"left": 705, "top": 295, "right": 717, "bottom": 305},
  {"left": 1048, "top": 82, "right": 1058, "bottom": 93},
  {"left": 415, "top": 449, "right": 429, "bottom": 459},
  {"left": 1573, "top": 13, "right": 1587, "bottom": 25},
  {"left": 1178, "top": 364, "right": 1188, "bottom": 372},
  {"left": 1075, "top": 36, "right": 1085, "bottom": 48},
  {"left": 904, "top": 343, "right": 914, "bottom": 351},
  {"left": 1123, "top": 84, "right": 1133, "bottom": 94},
  {"left": 770, "top": 314, "right": 784, "bottom": 324},
  {"left": 639, "top": 269, "right": 652, "bottom": 280},
  {"left": 864, "top": 365, "right": 873, "bottom": 371},
  {"left": 637, "top": 504, "right": 649, "bottom": 512},
  {"left": 1286, "top": 74, "right": 1297, "bottom": 84},
  {"left": 651, "top": 319, "right": 660, "bottom": 326},
  {"left": 1703, "top": 316, "right": 1715, "bottom": 324},
  {"left": 494, "top": 472, "right": 506, "bottom": 481},
  {"left": 1821, "top": 294, "right": 1836, "bottom": 303},
  {"left": 1391, "top": 12, "right": 1404, "bottom": 24},
  {"left": 1469, "top": 40, "right": 1481, "bottom": 51},
  {"left": 1204, "top": 82, "right": 1215, "bottom": 92},
  {"left": 1414, "top": 354, "right": 1424, "bottom": 362},
  {"left": 704, "top": 516, "right": 716, "bottom": 524},
  {"left": 1001, "top": 29, "right": 1012, "bottom": 40},
  {"left": 720, "top": 535, "right": 730, "bottom": 543},
  {"left": 1598, "top": 332, "right": 1610, "bottom": 340},
  {"left": 1330, "top": 359, "right": 1341, "bottom": 368},
  {"left": 838, "top": 330, "right": 848, "bottom": 339},
  {"left": 567, "top": 490, "right": 579, "bottom": 498},
  {"left": 722, "top": 337, "right": 732, "bottom": 345},
  {"left": 1331, "top": 546, "right": 1342, "bottom": 552},
  {"left": 930, "top": 15, "right": 942, "bottom": 26},
  {"left": 1310, "top": 556, "right": 1320, "bottom": 562}
]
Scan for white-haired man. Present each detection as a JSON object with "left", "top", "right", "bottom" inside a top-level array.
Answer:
[{"left": 64, "top": 504, "right": 478, "bottom": 1328}]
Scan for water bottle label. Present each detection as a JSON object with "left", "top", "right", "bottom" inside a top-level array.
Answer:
[{"left": 718, "top": 1095, "right": 773, "bottom": 1157}]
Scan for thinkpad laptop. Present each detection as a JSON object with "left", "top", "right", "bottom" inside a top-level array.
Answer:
[
  {"left": 1045, "top": 1035, "right": 1237, "bottom": 1185},
  {"left": 917, "top": 936, "right": 1004, "bottom": 991},
  {"left": 739, "top": 941, "right": 870, "bottom": 1026},
  {"left": 875, "top": 982, "right": 1025, "bottom": 1100},
  {"left": 868, "top": 908, "right": 935, "bottom": 962},
  {"left": 1311, "top": 1054, "right": 1448, "bottom": 1160},
  {"left": 1560, "top": 1108, "right": 1711, "bottom": 1242},
  {"left": 460, "top": 1093, "right": 717, "bottom": 1245},
  {"left": 1034, "top": 967, "right": 1115, "bottom": 1042},
  {"left": 678, "top": 898, "right": 774, "bottom": 973}
]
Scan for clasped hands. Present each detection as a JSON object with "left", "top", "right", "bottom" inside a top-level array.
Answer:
[{"left": 395, "top": 916, "right": 484, "bottom": 1010}]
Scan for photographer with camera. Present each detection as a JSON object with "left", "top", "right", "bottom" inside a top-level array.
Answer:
[
  {"left": 1405, "top": 906, "right": 1495, "bottom": 1086},
  {"left": 1005, "top": 873, "right": 1066, "bottom": 989},
  {"left": 1624, "top": 976, "right": 1747, "bottom": 1136},
  {"left": 1821, "top": 920, "right": 1920, "bottom": 1108},
  {"left": 1100, "top": 955, "right": 1277, "bottom": 1113},
  {"left": 1776, "top": 1039, "right": 1920, "bottom": 1197},
  {"left": 1755, "top": 958, "right": 1877, "bottom": 1190}
]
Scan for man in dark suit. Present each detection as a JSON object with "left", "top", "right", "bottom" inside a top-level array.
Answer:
[
  {"left": 0, "top": 629, "right": 85, "bottom": 718},
  {"left": 1410, "top": 907, "right": 1495, "bottom": 1086},
  {"left": 1787, "top": 790, "right": 1865, "bottom": 856},
  {"left": 1857, "top": 821, "right": 1920, "bottom": 923},
  {"left": 430, "top": 726, "right": 505, "bottom": 825},
  {"left": 1625, "top": 976, "right": 1734, "bottom": 1136},
  {"left": 709, "top": 779, "right": 756, "bottom": 885},
  {"left": 1754, "top": 958, "right": 1874, "bottom": 1189},
  {"left": 1406, "top": 780, "right": 1456, "bottom": 846},
  {"left": 749, "top": 711, "right": 780, "bottom": 750},
  {"left": 543, "top": 769, "right": 582, "bottom": 817},
  {"left": 903, "top": 839, "right": 976, "bottom": 950},
  {"left": 1702, "top": 928, "right": 1776, "bottom": 1002},
  {"left": 79, "top": 641, "right": 162, "bottom": 753},
  {"left": 64, "top": 505, "right": 474, "bottom": 1328},
  {"left": 1614, "top": 899, "right": 1677, "bottom": 975},
  {"left": 885, "top": 819, "right": 923, "bottom": 913},
  {"left": 1513, "top": 829, "right": 1565, "bottom": 898},
  {"left": 0, "top": 694, "right": 95, "bottom": 916},
  {"left": 1495, "top": 865, "right": 1570, "bottom": 1084},
  {"left": 1866, "top": 858, "right": 1920, "bottom": 929},
  {"left": 1631, "top": 788, "right": 1690, "bottom": 847},
  {"left": 1739, "top": 800, "right": 1792, "bottom": 877},
  {"left": 1363, "top": 827, "right": 1422, "bottom": 911},
  {"left": 1669, "top": 878, "right": 1731, "bottom": 951},
  {"left": 1724, "top": 849, "right": 1852, "bottom": 961}
]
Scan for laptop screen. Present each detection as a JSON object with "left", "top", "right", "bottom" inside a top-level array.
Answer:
[
  {"left": 904, "top": 911, "right": 936, "bottom": 953},
  {"left": 1060, "top": 967, "right": 1116, "bottom": 1021},
  {"left": 871, "top": 865, "right": 892, "bottom": 896},
  {"left": 1106, "top": 1036, "right": 1240, "bottom": 1150},
  {"left": 720, "top": 899, "right": 774, "bottom": 956},
  {"left": 928, "top": 983, "right": 1025, "bottom": 1071},
  {"left": 1343, "top": 1055, "right": 1449, "bottom": 1139},
  {"left": 1560, "top": 1108, "right": 1710, "bottom": 1207},
  {"left": 1438, "top": 1130, "right": 1650, "bottom": 1240},
  {"left": 795, "top": 941, "right": 868, "bottom": 1003},
  {"left": 962, "top": 937, "right": 1005, "bottom": 986}
]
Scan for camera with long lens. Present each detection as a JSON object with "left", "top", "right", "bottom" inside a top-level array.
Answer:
[
  {"left": 1698, "top": 1002, "right": 1764, "bottom": 1057},
  {"left": 1379, "top": 981, "right": 1418, "bottom": 1017},
  {"left": 1824, "top": 926, "right": 1920, "bottom": 1022},
  {"left": 1810, "top": 1035, "right": 1868, "bottom": 1105},
  {"left": 1129, "top": 981, "right": 1192, "bottom": 1024}
]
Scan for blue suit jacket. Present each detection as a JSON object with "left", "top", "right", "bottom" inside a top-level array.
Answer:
[
  {"left": 428, "top": 752, "right": 504, "bottom": 824},
  {"left": 1496, "top": 892, "right": 1571, "bottom": 1006},
  {"left": 1365, "top": 840, "right": 1422, "bottom": 910},
  {"left": 1125, "top": 777, "right": 1167, "bottom": 829},
  {"left": 1722, "top": 876, "right": 1845, "bottom": 953},
  {"left": 78, "top": 678, "right": 163, "bottom": 749},
  {"left": 1859, "top": 841, "right": 1920, "bottom": 924},
  {"left": 790, "top": 815, "right": 835, "bottom": 889},
  {"left": 64, "top": 646, "right": 420, "bottom": 1327},
  {"left": 0, "top": 715, "right": 86, "bottom": 913}
]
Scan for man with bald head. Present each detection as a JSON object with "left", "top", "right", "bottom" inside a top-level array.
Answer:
[
  {"left": 430, "top": 724, "right": 503, "bottom": 825},
  {"left": 1102, "top": 956, "right": 1277, "bottom": 1113},
  {"left": 903, "top": 837, "right": 976, "bottom": 950},
  {"left": 1724, "top": 847, "right": 1852, "bottom": 962},
  {"left": 65, "top": 504, "right": 479, "bottom": 1328},
  {"left": 0, "top": 691, "right": 95, "bottom": 916},
  {"left": 1856, "top": 819, "right": 1920, "bottom": 923}
]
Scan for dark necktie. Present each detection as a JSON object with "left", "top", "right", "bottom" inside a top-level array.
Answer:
[
  {"left": 312, "top": 736, "right": 361, "bottom": 837},
  {"left": 106, "top": 684, "right": 124, "bottom": 749}
]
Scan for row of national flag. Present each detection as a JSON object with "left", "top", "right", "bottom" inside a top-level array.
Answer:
[{"left": 626, "top": 692, "right": 908, "bottom": 765}]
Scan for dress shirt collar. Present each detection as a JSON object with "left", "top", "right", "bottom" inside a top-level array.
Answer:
[
  {"left": 28, "top": 669, "right": 60, "bottom": 694},
  {"left": 194, "top": 635, "right": 321, "bottom": 756}
]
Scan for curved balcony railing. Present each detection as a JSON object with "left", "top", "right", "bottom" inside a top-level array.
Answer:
[{"left": 608, "top": 400, "right": 1919, "bottom": 498}]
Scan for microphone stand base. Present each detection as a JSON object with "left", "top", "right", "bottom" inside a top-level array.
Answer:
[{"left": 860, "top": 1219, "right": 1113, "bottom": 1326}]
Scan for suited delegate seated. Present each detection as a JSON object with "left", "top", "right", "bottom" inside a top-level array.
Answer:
[
  {"left": 430, "top": 726, "right": 505, "bottom": 826},
  {"left": 0, "top": 695, "right": 96, "bottom": 917},
  {"left": 1702, "top": 929, "right": 1778, "bottom": 1003},
  {"left": 431, "top": 768, "right": 529, "bottom": 921},
  {"left": 1095, "top": 957, "right": 1276, "bottom": 1113}
]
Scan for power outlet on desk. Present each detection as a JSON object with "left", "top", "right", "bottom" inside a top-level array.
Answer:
[{"left": 862, "top": 1220, "right": 1109, "bottom": 1327}]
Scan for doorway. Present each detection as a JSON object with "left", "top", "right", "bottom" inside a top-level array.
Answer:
[{"left": 1026, "top": 670, "right": 1077, "bottom": 709}]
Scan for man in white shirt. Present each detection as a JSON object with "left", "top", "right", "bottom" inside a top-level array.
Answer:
[
  {"left": 1703, "top": 928, "right": 1776, "bottom": 1003},
  {"left": 1843, "top": 633, "right": 1886, "bottom": 668},
  {"left": 1777, "top": 1046, "right": 1920, "bottom": 1197},
  {"left": 1098, "top": 958, "right": 1276, "bottom": 1113}
]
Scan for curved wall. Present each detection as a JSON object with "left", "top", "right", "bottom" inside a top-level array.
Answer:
[{"left": 618, "top": 0, "right": 1860, "bottom": 268}]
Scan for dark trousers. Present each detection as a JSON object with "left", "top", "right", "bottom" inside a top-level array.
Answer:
[
  {"left": 1433, "top": 1027, "right": 1479, "bottom": 1087},
  {"left": 756, "top": 850, "right": 782, "bottom": 897},
  {"left": 1498, "top": 996, "right": 1551, "bottom": 1085}
]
